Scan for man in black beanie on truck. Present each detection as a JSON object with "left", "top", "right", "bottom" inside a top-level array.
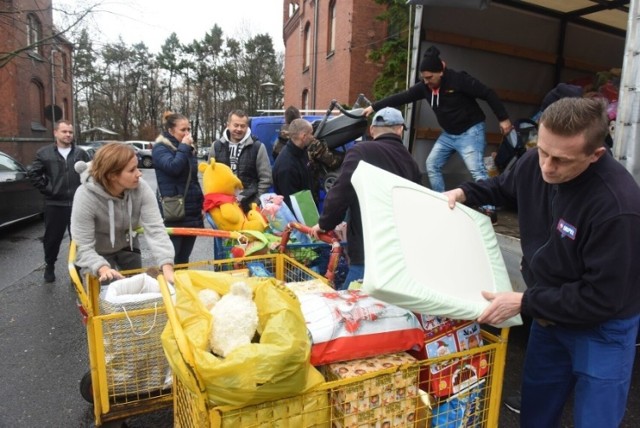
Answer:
[{"left": 363, "top": 45, "right": 512, "bottom": 224}]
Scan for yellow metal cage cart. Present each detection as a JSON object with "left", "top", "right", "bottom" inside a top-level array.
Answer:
[
  {"left": 68, "top": 228, "right": 249, "bottom": 427},
  {"left": 159, "top": 253, "right": 510, "bottom": 428}
]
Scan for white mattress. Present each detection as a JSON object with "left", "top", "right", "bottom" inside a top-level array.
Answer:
[{"left": 352, "top": 161, "right": 522, "bottom": 328}]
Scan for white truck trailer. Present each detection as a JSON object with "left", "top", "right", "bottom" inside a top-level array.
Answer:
[{"left": 405, "top": 0, "right": 638, "bottom": 291}]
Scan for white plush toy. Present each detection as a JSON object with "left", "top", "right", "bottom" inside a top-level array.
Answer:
[
  {"left": 198, "top": 289, "right": 221, "bottom": 311},
  {"left": 209, "top": 282, "right": 259, "bottom": 357}
]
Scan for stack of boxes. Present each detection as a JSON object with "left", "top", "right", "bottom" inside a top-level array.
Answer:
[{"left": 323, "top": 352, "right": 421, "bottom": 427}]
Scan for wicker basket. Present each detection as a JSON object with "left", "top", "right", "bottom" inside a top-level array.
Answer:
[{"left": 99, "top": 274, "right": 172, "bottom": 398}]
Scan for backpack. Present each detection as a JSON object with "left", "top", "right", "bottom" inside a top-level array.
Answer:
[{"left": 494, "top": 119, "right": 538, "bottom": 173}]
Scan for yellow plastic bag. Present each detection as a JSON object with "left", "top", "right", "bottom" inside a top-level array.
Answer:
[{"left": 161, "top": 270, "right": 325, "bottom": 407}]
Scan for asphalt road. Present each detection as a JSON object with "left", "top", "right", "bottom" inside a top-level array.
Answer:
[{"left": 0, "top": 169, "right": 638, "bottom": 427}]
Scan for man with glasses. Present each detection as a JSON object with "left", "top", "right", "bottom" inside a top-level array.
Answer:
[{"left": 363, "top": 45, "right": 511, "bottom": 224}]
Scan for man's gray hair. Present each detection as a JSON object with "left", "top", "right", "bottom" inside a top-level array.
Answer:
[{"left": 288, "top": 118, "right": 312, "bottom": 138}]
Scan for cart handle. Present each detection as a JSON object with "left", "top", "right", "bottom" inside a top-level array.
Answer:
[
  {"left": 165, "top": 227, "right": 247, "bottom": 242},
  {"left": 67, "top": 228, "right": 250, "bottom": 314},
  {"left": 68, "top": 241, "right": 92, "bottom": 317},
  {"left": 279, "top": 222, "right": 343, "bottom": 286},
  {"left": 158, "top": 274, "right": 207, "bottom": 393}
]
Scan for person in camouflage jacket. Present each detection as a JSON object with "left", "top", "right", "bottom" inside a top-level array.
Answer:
[{"left": 273, "top": 106, "right": 345, "bottom": 201}]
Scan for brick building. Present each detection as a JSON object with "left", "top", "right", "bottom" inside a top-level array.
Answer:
[
  {"left": 0, "top": 0, "right": 73, "bottom": 164},
  {"left": 282, "top": 0, "right": 388, "bottom": 111}
]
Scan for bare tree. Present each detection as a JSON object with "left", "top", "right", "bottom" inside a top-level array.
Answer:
[
  {"left": 66, "top": 14, "right": 280, "bottom": 142},
  {"left": 157, "top": 33, "right": 187, "bottom": 111},
  {"left": 0, "top": 1, "right": 93, "bottom": 68}
]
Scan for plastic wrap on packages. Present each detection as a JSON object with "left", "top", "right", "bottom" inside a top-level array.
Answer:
[
  {"left": 260, "top": 193, "right": 311, "bottom": 243},
  {"left": 431, "top": 379, "right": 485, "bottom": 428}
]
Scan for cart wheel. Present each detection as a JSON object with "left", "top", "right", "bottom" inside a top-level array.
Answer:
[{"left": 80, "top": 370, "right": 94, "bottom": 404}]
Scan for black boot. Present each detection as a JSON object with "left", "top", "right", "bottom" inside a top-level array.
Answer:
[{"left": 44, "top": 264, "right": 55, "bottom": 283}]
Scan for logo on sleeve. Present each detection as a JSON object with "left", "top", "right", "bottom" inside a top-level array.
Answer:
[{"left": 557, "top": 219, "right": 577, "bottom": 240}]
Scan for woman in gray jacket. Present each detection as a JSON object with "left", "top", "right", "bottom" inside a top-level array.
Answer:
[{"left": 71, "top": 143, "right": 175, "bottom": 283}]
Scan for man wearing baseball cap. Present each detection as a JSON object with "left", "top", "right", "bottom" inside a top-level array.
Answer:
[
  {"left": 363, "top": 46, "right": 512, "bottom": 224},
  {"left": 311, "top": 107, "right": 422, "bottom": 289}
]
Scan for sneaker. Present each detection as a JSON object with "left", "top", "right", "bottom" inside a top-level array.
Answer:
[
  {"left": 479, "top": 207, "right": 498, "bottom": 225},
  {"left": 503, "top": 393, "right": 521, "bottom": 414},
  {"left": 44, "top": 264, "right": 55, "bottom": 283}
]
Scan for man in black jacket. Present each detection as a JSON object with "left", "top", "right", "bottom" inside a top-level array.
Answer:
[
  {"left": 363, "top": 46, "right": 512, "bottom": 224},
  {"left": 311, "top": 107, "right": 422, "bottom": 289},
  {"left": 445, "top": 98, "right": 640, "bottom": 427},
  {"left": 28, "top": 120, "right": 90, "bottom": 282},
  {"left": 272, "top": 118, "right": 314, "bottom": 210}
]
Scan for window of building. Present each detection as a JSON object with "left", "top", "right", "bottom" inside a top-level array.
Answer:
[
  {"left": 327, "top": 0, "right": 336, "bottom": 56},
  {"left": 29, "top": 79, "right": 46, "bottom": 131},
  {"left": 302, "top": 89, "right": 309, "bottom": 111},
  {"left": 63, "top": 98, "right": 70, "bottom": 120},
  {"left": 288, "top": 1, "right": 300, "bottom": 18},
  {"left": 61, "top": 52, "right": 69, "bottom": 82},
  {"left": 303, "top": 22, "right": 311, "bottom": 71},
  {"left": 27, "top": 14, "right": 43, "bottom": 56}
]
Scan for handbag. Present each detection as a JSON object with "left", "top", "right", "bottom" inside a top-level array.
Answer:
[{"left": 160, "top": 165, "right": 191, "bottom": 222}]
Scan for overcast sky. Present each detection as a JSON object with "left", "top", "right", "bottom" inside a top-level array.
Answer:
[{"left": 55, "top": 0, "right": 285, "bottom": 53}]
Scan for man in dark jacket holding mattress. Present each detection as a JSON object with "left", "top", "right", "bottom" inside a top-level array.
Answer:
[
  {"left": 444, "top": 97, "right": 640, "bottom": 428},
  {"left": 311, "top": 107, "right": 422, "bottom": 289}
]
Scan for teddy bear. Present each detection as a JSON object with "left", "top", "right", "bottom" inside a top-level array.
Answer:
[
  {"left": 199, "top": 158, "right": 267, "bottom": 232},
  {"left": 207, "top": 281, "right": 259, "bottom": 357},
  {"left": 198, "top": 288, "right": 221, "bottom": 311}
]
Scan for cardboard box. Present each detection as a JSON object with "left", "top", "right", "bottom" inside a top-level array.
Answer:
[
  {"left": 217, "top": 389, "right": 330, "bottom": 427},
  {"left": 285, "top": 279, "right": 334, "bottom": 295},
  {"left": 324, "top": 352, "right": 420, "bottom": 427},
  {"left": 409, "top": 319, "right": 488, "bottom": 398}
]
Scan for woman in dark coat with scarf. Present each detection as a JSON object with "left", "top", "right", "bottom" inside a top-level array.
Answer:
[{"left": 153, "top": 111, "right": 204, "bottom": 264}]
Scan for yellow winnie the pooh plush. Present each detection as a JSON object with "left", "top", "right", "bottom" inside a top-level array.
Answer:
[{"left": 200, "top": 158, "right": 267, "bottom": 231}]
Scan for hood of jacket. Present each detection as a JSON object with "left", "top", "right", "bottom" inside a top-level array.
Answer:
[
  {"left": 220, "top": 127, "right": 255, "bottom": 146},
  {"left": 155, "top": 132, "right": 179, "bottom": 151},
  {"left": 74, "top": 160, "right": 135, "bottom": 249}
]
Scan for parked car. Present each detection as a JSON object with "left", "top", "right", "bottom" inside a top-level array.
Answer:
[
  {"left": 82, "top": 140, "right": 121, "bottom": 149},
  {"left": 76, "top": 144, "right": 97, "bottom": 159},
  {"left": 0, "top": 150, "right": 44, "bottom": 229},
  {"left": 129, "top": 145, "right": 153, "bottom": 168},
  {"left": 197, "top": 147, "right": 209, "bottom": 159},
  {"left": 124, "top": 140, "right": 154, "bottom": 151}
]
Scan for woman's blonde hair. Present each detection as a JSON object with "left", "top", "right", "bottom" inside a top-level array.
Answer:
[{"left": 91, "top": 143, "right": 137, "bottom": 195}]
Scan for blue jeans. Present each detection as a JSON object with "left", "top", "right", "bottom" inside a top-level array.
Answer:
[
  {"left": 340, "top": 264, "right": 364, "bottom": 290},
  {"left": 426, "top": 122, "right": 489, "bottom": 192},
  {"left": 521, "top": 315, "right": 640, "bottom": 428}
]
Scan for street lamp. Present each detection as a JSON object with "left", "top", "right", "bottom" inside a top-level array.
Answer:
[{"left": 261, "top": 81, "right": 277, "bottom": 113}]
